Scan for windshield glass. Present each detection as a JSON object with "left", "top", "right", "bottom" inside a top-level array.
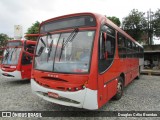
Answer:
[
  {"left": 34, "top": 30, "right": 95, "bottom": 73},
  {"left": 2, "top": 47, "right": 22, "bottom": 65}
]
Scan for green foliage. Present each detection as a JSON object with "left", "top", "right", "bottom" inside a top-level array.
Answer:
[
  {"left": 152, "top": 9, "right": 160, "bottom": 37},
  {"left": 25, "top": 21, "right": 40, "bottom": 40},
  {"left": 107, "top": 16, "right": 121, "bottom": 27},
  {"left": 0, "top": 33, "right": 10, "bottom": 47},
  {"left": 122, "top": 9, "right": 147, "bottom": 42},
  {"left": 0, "top": 33, "right": 10, "bottom": 56}
]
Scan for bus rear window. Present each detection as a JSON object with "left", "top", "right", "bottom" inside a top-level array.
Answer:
[{"left": 40, "top": 15, "right": 96, "bottom": 33}]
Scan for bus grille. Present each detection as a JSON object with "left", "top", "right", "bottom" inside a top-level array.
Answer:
[{"left": 2, "top": 73, "right": 14, "bottom": 77}]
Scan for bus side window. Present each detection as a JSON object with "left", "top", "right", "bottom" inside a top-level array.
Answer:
[{"left": 118, "top": 34, "right": 126, "bottom": 58}]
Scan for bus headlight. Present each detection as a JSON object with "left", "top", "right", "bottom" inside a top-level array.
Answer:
[{"left": 82, "top": 85, "right": 86, "bottom": 89}]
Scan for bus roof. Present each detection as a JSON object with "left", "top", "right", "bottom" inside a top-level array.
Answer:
[{"left": 40, "top": 12, "right": 143, "bottom": 48}]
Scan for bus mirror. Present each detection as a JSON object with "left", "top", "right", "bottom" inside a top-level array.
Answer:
[{"left": 36, "top": 46, "right": 44, "bottom": 57}]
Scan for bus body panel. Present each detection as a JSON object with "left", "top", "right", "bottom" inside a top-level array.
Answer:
[
  {"left": 21, "top": 64, "right": 32, "bottom": 79},
  {"left": 97, "top": 58, "right": 139, "bottom": 108}
]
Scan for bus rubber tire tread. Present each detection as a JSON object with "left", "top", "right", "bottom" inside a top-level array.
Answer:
[
  {"left": 136, "top": 66, "right": 140, "bottom": 80},
  {"left": 112, "top": 76, "right": 124, "bottom": 100}
]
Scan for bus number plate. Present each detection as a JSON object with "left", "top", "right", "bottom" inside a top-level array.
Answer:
[{"left": 48, "top": 92, "right": 59, "bottom": 99}]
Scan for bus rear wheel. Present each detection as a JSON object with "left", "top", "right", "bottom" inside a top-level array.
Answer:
[
  {"left": 136, "top": 66, "right": 140, "bottom": 80},
  {"left": 113, "top": 77, "right": 124, "bottom": 100}
]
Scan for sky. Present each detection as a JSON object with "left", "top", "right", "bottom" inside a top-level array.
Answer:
[{"left": 0, "top": 0, "right": 160, "bottom": 44}]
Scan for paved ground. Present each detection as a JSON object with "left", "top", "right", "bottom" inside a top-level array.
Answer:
[{"left": 0, "top": 75, "right": 160, "bottom": 120}]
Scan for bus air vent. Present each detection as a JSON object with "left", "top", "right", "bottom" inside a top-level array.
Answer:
[{"left": 41, "top": 76, "right": 68, "bottom": 82}]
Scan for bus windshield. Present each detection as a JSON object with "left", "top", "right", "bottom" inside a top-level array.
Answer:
[
  {"left": 34, "top": 30, "right": 95, "bottom": 73},
  {"left": 2, "top": 47, "right": 21, "bottom": 65}
]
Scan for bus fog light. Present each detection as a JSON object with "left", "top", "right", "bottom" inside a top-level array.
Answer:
[
  {"left": 68, "top": 88, "right": 72, "bottom": 91},
  {"left": 75, "top": 88, "right": 79, "bottom": 90},
  {"left": 82, "top": 85, "right": 86, "bottom": 89}
]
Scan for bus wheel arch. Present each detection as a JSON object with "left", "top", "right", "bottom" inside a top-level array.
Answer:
[
  {"left": 119, "top": 73, "right": 125, "bottom": 86},
  {"left": 113, "top": 73, "right": 125, "bottom": 100}
]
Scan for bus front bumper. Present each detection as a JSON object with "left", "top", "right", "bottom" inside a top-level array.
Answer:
[
  {"left": 31, "top": 79, "right": 98, "bottom": 110},
  {"left": 0, "top": 69, "right": 22, "bottom": 80}
]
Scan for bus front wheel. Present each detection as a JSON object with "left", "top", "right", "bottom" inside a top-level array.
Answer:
[{"left": 113, "top": 77, "right": 124, "bottom": 100}]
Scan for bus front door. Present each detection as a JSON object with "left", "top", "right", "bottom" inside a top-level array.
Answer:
[{"left": 21, "top": 53, "right": 32, "bottom": 79}]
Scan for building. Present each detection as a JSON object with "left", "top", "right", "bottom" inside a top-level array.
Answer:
[{"left": 143, "top": 45, "right": 160, "bottom": 70}]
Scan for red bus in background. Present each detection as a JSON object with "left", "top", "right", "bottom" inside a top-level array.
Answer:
[
  {"left": 31, "top": 13, "right": 144, "bottom": 110},
  {"left": 0, "top": 40, "right": 36, "bottom": 80}
]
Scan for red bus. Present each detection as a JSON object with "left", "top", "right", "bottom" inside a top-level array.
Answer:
[
  {"left": 31, "top": 13, "right": 144, "bottom": 110},
  {"left": 0, "top": 40, "right": 36, "bottom": 80}
]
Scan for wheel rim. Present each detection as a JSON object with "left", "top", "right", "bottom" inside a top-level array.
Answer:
[{"left": 117, "top": 81, "right": 122, "bottom": 94}]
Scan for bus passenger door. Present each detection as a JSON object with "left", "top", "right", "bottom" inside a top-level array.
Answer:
[
  {"left": 98, "top": 26, "right": 117, "bottom": 107},
  {"left": 98, "top": 32, "right": 106, "bottom": 107},
  {"left": 21, "top": 53, "right": 33, "bottom": 79},
  {"left": 21, "top": 42, "right": 35, "bottom": 79},
  {"left": 98, "top": 31, "right": 114, "bottom": 106}
]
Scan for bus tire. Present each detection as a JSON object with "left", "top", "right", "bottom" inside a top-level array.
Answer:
[
  {"left": 136, "top": 66, "right": 140, "bottom": 80},
  {"left": 113, "top": 77, "right": 124, "bottom": 100}
]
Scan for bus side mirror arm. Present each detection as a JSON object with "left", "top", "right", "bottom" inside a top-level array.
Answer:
[{"left": 23, "top": 51, "right": 34, "bottom": 57}]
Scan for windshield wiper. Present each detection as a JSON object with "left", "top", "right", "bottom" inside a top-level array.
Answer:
[
  {"left": 10, "top": 47, "right": 18, "bottom": 60},
  {"left": 59, "top": 38, "right": 65, "bottom": 61},
  {"left": 46, "top": 32, "right": 54, "bottom": 62},
  {"left": 63, "top": 28, "right": 79, "bottom": 48},
  {"left": 59, "top": 28, "right": 79, "bottom": 61},
  {"left": 4, "top": 48, "right": 10, "bottom": 61},
  {"left": 47, "top": 39, "right": 53, "bottom": 62},
  {"left": 40, "top": 38, "right": 46, "bottom": 47}
]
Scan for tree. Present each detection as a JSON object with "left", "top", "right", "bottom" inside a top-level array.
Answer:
[
  {"left": 0, "top": 33, "right": 10, "bottom": 56},
  {"left": 152, "top": 9, "right": 160, "bottom": 38},
  {"left": 107, "top": 16, "right": 121, "bottom": 27},
  {"left": 25, "top": 21, "right": 40, "bottom": 40},
  {"left": 122, "top": 9, "right": 147, "bottom": 42}
]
